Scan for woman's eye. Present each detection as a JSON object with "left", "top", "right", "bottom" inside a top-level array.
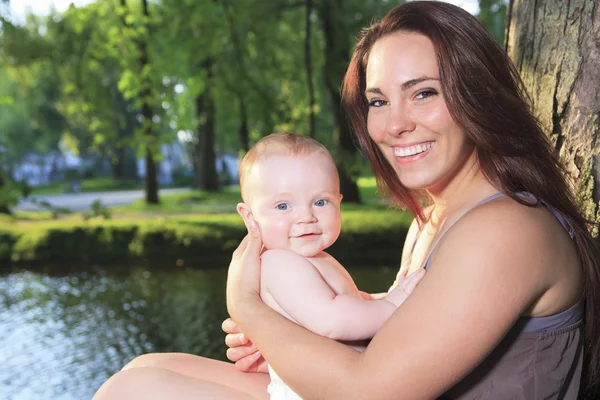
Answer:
[
  {"left": 368, "top": 99, "right": 387, "bottom": 108},
  {"left": 277, "top": 203, "right": 290, "bottom": 210},
  {"left": 314, "top": 199, "right": 328, "bottom": 207},
  {"left": 415, "top": 89, "right": 437, "bottom": 100}
]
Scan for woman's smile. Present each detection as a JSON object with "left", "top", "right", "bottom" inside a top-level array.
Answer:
[{"left": 392, "top": 141, "right": 436, "bottom": 164}]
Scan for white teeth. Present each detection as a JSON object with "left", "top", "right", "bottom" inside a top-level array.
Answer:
[{"left": 394, "top": 142, "right": 434, "bottom": 157}]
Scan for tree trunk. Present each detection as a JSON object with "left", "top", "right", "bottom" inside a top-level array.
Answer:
[
  {"left": 112, "top": 147, "right": 125, "bottom": 180},
  {"left": 305, "top": 0, "right": 316, "bottom": 138},
  {"left": 239, "top": 95, "right": 250, "bottom": 152},
  {"left": 506, "top": 0, "right": 600, "bottom": 235},
  {"left": 319, "top": 0, "right": 361, "bottom": 203},
  {"left": 140, "top": 0, "right": 159, "bottom": 204},
  {"left": 194, "top": 59, "right": 219, "bottom": 191},
  {"left": 0, "top": 172, "right": 11, "bottom": 215}
]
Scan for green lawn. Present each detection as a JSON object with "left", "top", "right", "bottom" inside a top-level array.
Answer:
[
  {"left": 1, "top": 176, "right": 411, "bottom": 266},
  {"left": 116, "top": 176, "right": 386, "bottom": 214},
  {"left": 30, "top": 178, "right": 144, "bottom": 195}
]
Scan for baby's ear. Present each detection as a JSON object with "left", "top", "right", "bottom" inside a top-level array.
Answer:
[{"left": 236, "top": 202, "right": 254, "bottom": 226}]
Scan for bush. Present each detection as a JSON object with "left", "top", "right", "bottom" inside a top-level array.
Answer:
[
  {"left": 0, "top": 228, "right": 18, "bottom": 264},
  {"left": 1, "top": 208, "right": 412, "bottom": 268}
]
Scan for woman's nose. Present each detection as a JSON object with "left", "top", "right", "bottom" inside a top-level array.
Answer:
[{"left": 387, "top": 104, "right": 416, "bottom": 137}]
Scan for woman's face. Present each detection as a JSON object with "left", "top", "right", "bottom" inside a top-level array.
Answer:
[{"left": 365, "top": 31, "right": 475, "bottom": 194}]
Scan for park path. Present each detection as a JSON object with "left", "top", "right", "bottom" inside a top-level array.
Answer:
[{"left": 16, "top": 188, "right": 191, "bottom": 212}]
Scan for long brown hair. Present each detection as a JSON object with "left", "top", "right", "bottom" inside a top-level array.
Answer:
[{"left": 341, "top": 0, "right": 600, "bottom": 390}]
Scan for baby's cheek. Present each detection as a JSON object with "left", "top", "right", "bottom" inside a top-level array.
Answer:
[{"left": 259, "top": 221, "right": 290, "bottom": 251}]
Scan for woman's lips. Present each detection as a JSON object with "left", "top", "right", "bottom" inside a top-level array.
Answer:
[{"left": 392, "top": 141, "right": 435, "bottom": 164}]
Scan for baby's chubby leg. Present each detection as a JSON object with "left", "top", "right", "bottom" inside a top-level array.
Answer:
[
  {"left": 94, "top": 353, "right": 270, "bottom": 400},
  {"left": 93, "top": 366, "right": 263, "bottom": 400}
]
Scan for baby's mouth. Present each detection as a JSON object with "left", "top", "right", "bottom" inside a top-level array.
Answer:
[{"left": 295, "top": 233, "right": 320, "bottom": 238}]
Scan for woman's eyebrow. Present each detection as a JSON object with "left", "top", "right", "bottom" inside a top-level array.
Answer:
[{"left": 365, "top": 76, "right": 440, "bottom": 95}]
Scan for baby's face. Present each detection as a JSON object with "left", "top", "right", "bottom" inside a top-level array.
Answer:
[{"left": 242, "top": 152, "right": 342, "bottom": 257}]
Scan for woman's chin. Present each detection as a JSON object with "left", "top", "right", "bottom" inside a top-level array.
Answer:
[{"left": 397, "top": 177, "right": 435, "bottom": 191}]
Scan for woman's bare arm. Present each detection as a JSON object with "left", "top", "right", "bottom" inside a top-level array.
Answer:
[{"left": 229, "top": 203, "right": 553, "bottom": 399}]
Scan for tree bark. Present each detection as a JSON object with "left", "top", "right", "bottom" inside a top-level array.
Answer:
[
  {"left": 319, "top": 0, "right": 361, "bottom": 203},
  {"left": 305, "top": 0, "right": 316, "bottom": 138},
  {"left": 506, "top": 0, "right": 600, "bottom": 235},
  {"left": 194, "top": 59, "right": 219, "bottom": 191}
]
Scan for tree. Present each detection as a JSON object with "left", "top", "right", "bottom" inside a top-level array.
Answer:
[
  {"left": 118, "top": 0, "right": 159, "bottom": 204},
  {"left": 138, "top": 0, "right": 159, "bottom": 203},
  {"left": 477, "top": 0, "right": 508, "bottom": 45},
  {"left": 50, "top": 3, "right": 139, "bottom": 181},
  {"left": 193, "top": 58, "right": 219, "bottom": 191},
  {"left": 506, "top": 0, "right": 600, "bottom": 236},
  {"left": 318, "top": 0, "right": 362, "bottom": 203},
  {"left": 304, "top": 0, "right": 316, "bottom": 138}
]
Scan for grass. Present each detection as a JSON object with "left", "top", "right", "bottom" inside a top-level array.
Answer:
[
  {"left": 0, "top": 176, "right": 412, "bottom": 266},
  {"left": 116, "top": 186, "right": 243, "bottom": 214},
  {"left": 4, "top": 176, "right": 389, "bottom": 222},
  {"left": 28, "top": 177, "right": 192, "bottom": 196},
  {"left": 114, "top": 176, "right": 386, "bottom": 215}
]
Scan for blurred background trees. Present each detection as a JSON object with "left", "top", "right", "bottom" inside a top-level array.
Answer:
[{"left": 0, "top": 0, "right": 507, "bottom": 211}]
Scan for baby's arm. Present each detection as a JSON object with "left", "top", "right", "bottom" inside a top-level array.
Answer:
[{"left": 261, "top": 249, "right": 418, "bottom": 342}]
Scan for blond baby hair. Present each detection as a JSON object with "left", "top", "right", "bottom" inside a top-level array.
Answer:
[{"left": 238, "top": 132, "right": 337, "bottom": 198}]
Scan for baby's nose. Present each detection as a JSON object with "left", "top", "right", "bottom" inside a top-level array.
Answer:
[{"left": 296, "top": 208, "right": 317, "bottom": 223}]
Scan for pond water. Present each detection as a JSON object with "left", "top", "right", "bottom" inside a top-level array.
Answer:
[{"left": 0, "top": 264, "right": 398, "bottom": 400}]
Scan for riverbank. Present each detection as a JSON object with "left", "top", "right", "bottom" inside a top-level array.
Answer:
[{"left": 1, "top": 179, "right": 413, "bottom": 268}]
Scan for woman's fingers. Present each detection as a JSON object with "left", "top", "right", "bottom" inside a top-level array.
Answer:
[
  {"left": 231, "top": 234, "right": 250, "bottom": 260},
  {"left": 221, "top": 318, "right": 242, "bottom": 335},
  {"left": 244, "top": 219, "right": 263, "bottom": 255},
  {"left": 225, "top": 332, "right": 250, "bottom": 348},
  {"left": 226, "top": 342, "right": 258, "bottom": 362},
  {"left": 234, "top": 351, "right": 265, "bottom": 373},
  {"left": 226, "top": 221, "right": 264, "bottom": 319}
]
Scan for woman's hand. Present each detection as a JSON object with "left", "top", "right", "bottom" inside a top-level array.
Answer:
[
  {"left": 222, "top": 318, "right": 269, "bottom": 373},
  {"left": 385, "top": 268, "right": 426, "bottom": 307},
  {"left": 226, "top": 219, "right": 263, "bottom": 321}
]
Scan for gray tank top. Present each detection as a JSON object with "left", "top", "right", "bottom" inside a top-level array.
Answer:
[{"left": 422, "top": 192, "right": 583, "bottom": 399}]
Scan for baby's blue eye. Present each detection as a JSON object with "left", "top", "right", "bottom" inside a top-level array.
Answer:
[
  {"left": 314, "top": 199, "right": 328, "bottom": 207},
  {"left": 277, "top": 203, "right": 290, "bottom": 210}
]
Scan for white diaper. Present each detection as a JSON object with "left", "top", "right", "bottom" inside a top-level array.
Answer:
[{"left": 267, "top": 366, "right": 303, "bottom": 400}]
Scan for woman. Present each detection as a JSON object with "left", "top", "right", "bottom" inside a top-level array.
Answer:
[{"left": 94, "top": 2, "right": 600, "bottom": 399}]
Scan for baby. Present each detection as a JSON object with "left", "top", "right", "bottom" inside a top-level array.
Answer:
[{"left": 236, "top": 132, "right": 424, "bottom": 399}]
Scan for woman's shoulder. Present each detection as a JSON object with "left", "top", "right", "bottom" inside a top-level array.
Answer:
[
  {"left": 435, "top": 193, "right": 582, "bottom": 317},
  {"left": 433, "top": 194, "right": 579, "bottom": 297},
  {"left": 434, "top": 196, "right": 549, "bottom": 267},
  {"left": 457, "top": 194, "right": 571, "bottom": 245}
]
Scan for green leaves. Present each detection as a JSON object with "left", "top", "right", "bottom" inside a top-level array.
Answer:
[{"left": 0, "top": 0, "right": 507, "bottom": 198}]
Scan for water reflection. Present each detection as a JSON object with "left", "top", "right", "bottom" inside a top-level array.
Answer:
[{"left": 0, "top": 264, "right": 397, "bottom": 400}]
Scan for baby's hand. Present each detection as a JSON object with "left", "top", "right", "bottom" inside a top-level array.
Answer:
[
  {"left": 358, "top": 291, "right": 374, "bottom": 300},
  {"left": 385, "top": 268, "right": 426, "bottom": 307}
]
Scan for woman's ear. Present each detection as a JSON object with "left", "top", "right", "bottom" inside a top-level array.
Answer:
[{"left": 236, "top": 202, "right": 254, "bottom": 227}]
